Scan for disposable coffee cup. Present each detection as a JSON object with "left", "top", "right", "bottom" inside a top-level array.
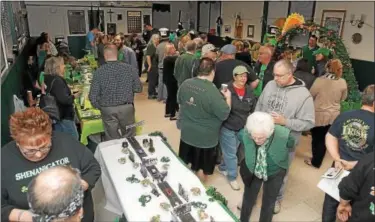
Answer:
[{"left": 221, "top": 84, "right": 228, "bottom": 91}]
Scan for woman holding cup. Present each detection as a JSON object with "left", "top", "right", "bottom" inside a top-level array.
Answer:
[{"left": 217, "top": 65, "right": 257, "bottom": 190}]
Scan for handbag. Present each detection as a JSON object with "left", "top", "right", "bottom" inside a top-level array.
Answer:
[
  {"left": 39, "top": 78, "right": 61, "bottom": 121},
  {"left": 239, "top": 159, "right": 254, "bottom": 187}
]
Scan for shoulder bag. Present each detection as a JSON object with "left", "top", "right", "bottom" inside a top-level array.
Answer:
[{"left": 39, "top": 78, "right": 61, "bottom": 120}]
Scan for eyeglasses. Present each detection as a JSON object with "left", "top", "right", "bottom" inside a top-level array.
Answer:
[{"left": 18, "top": 144, "right": 51, "bottom": 157}]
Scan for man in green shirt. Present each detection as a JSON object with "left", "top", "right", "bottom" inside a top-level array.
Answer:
[
  {"left": 178, "top": 58, "right": 231, "bottom": 182},
  {"left": 174, "top": 40, "right": 198, "bottom": 86},
  {"left": 302, "top": 35, "right": 319, "bottom": 72}
]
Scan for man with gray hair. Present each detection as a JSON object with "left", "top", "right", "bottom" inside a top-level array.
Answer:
[
  {"left": 255, "top": 59, "right": 315, "bottom": 214},
  {"left": 27, "top": 166, "right": 84, "bottom": 222},
  {"left": 193, "top": 37, "right": 204, "bottom": 58},
  {"left": 156, "top": 28, "right": 170, "bottom": 102},
  {"left": 174, "top": 40, "right": 197, "bottom": 86},
  {"left": 89, "top": 43, "right": 142, "bottom": 140}
]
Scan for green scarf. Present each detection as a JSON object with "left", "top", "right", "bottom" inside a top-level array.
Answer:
[
  {"left": 254, "top": 139, "right": 269, "bottom": 181},
  {"left": 118, "top": 51, "right": 125, "bottom": 61}
]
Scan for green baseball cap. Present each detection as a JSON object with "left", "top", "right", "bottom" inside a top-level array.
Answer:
[
  {"left": 233, "top": 65, "right": 249, "bottom": 76},
  {"left": 312, "top": 48, "right": 330, "bottom": 57}
]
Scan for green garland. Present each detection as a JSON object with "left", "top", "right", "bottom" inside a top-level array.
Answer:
[{"left": 276, "top": 22, "right": 362, "bottom": 111}]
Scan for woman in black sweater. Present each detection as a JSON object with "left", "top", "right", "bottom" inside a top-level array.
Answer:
[
  {"left": 43, "top": 56, "right": 80, "bottom": 139},
  {"left": 97, "top": 33, "right": 108, "bottom": 67},
  {"left": 130, "top": 33, "right": 145, "bottom": 76},
  {"left": 163, "top": 43, "right": 179, "bottom": 120}
]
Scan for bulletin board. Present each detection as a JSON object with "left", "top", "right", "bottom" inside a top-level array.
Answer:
[{"left": 127, "top": 11, "right": 142, "bottom": 33}]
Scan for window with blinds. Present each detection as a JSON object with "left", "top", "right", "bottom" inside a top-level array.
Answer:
[
  {"left": 68, "top": 10, "right": 86, "bottom": 34},
  {"left": 1, "top": 1, "right": 14, "bottom": 59},
  {"left": 1, "top": 29, "right": 9, "bottom": 75}
]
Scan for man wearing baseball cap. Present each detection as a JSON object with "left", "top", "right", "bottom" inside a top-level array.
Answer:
[
  {"left": 218, "top": 65, "right": 257, "bottom": 190},
  {"left": 213, "top": 44, "right": 259, "bottom": 90},
  {"left": 201, "top": 44, "right": 218, "bottom": 60},
  {"left": 155, "top": 28, "right": 171, "bottom": 102}
]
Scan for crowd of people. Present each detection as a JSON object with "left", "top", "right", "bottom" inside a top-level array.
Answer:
[{"left": 1, "top": 22, "right": 374, "bottom": 222}]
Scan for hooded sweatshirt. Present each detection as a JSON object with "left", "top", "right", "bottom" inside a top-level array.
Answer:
[{"left": 255, "top": 79, "right": 315, "bottom": 147}]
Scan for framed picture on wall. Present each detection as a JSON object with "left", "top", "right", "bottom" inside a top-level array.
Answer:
[
  {"left": 127, "top": 11, "right": 142, "bottom": 33},
  {"left": 247, "top": 25, "right": 255, "bottom": 38},
  {"left": 321, "top": 10, "right": 346, "bottom": 38},
  {"left": 224, "top": 25, "right": 231, "bottom": 33}
]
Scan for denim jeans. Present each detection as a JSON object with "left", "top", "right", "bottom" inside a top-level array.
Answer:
[
  {"left": 219, "top": 126, "right": 240, "bottom": 181},
  {"left": 276, "top": 150, "right": 296, "bottom": 201},
  {"left": 158, "top": 68, "right": 167, "bottom": 101},
  {"left": 240, "top": 169, "right": 286, "bottom": 222},
  {"left": 53, "top": 119, "right": 79, "bottom": 140},
  {"left": 322, "top": 193, "right": 339, "bottom": 222}
]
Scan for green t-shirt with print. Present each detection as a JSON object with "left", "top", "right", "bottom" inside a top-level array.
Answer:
[{"left": 177, "top": 78, "right": 231, "bottom": 148}]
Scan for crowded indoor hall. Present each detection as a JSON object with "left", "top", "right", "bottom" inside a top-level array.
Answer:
[{"left": 1, "top": 1, "right": 374, "bottom": 222}]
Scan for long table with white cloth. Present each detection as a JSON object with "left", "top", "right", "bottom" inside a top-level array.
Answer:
[{"left": 94, "top": 134, "right": 237, "bottom": 221}]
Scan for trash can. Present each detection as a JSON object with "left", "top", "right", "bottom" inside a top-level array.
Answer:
[{"left": 87, "top": 132, "right": 105, "bottom": 154}]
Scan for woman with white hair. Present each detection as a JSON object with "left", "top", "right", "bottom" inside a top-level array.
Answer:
[{"left": 239, "top": 112, "right": 295, "bottom": 222}]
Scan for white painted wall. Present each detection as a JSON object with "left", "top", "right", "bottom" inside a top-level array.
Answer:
[
  {"left": 267, "top": 1, "right": 288, "bottom": 26},
  {"left": 221, "top": 1, "right": 264, "bottom": 42},
  {"left": 26, "top": 1, "right": 152, "bottom": 40},
  {"left": 314, "top": 1, "right": 374, "bottom": 61}
]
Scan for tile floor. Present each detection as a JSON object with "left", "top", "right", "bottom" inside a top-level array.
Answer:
[{"left": 92, "top": 79, "right": 333, "bottom": 222}]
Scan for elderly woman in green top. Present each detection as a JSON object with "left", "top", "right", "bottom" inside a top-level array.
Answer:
[{"left": 239, "top": 112, "right": 294, "bottom": 222}]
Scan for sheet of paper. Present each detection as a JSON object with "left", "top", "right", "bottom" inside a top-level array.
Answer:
[{"left": 317, "top": 168, "right": 350, "bottom": 201}]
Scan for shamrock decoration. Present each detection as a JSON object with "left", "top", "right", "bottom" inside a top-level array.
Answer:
[
  {"left": 150, "top": 214, "right": 160, "bottom": 222},
  {"left": 162, "top": 164, "right": 170, "bottom": 170},
  {"left": 140, "top": 179, "right": 152, "bottom": 187},
  {"left": 160, "top": 202, "right": 171, "bottom": 211},
  {"left": 161, "top": 156, "right": 170, "bottom": 163},
  {"left": 191, "top": 201, "right": 207, "bottom": 210},
  {"left": 198, "top": 209, "right": 208, "bottom": 221},
  {"left": 138, "top": 194, "right": 151, "bottom": 207},
  {"left": 133, "top": 162, "right": 140, "bottom": 169},
  {"left": 122, "top": 148, "right": 129, "bottom": 154},
  {"left": 126, "top": 174, "right": 140, "bottom": 184},
  {"left": 190, "top": 187, "right": 201, "bottom": 196},
  {"left": 118, "top": 157, "right": 127, "bottom": 164},
  {"left": 21, "top": 186, "right": 28, "bottom": 193}
]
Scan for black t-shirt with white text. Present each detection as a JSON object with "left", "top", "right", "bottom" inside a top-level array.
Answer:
[
  {"left": 1, "top": 132, "right": 101, "bottom": 222},
  {"left": 328, "top": 109, "right": 374, "bottom": 161}
]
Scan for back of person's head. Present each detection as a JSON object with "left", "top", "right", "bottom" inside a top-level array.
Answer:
[
  {"left": 164, "top": 43, "right": 176, "bottom": 56},
  {"left": 186, "top": 40, "right": 197, "bottom": 52},
  {"left": 362, "top": 84, "right": 375, "bottom": 107},
  {"left": 326, "top": 59, "right": 343, "bottom": 78},
  {"left": 179, "top": 34, "right": 191, "bottom": 46},
  {"left": 27, "top": 166, "right": 84, "bottom": 222},
  {"left": 44, "top": 56, "right": 64, "bottom": 75},
  {"left": 295, "top": 58, "right": 310, "bottom": 73},
  {"left": 104, "top": 43, "right": 118, "bottom": 61},
  {"left": 193, "top": 38, "right": 204, "bottom": 50},
  {"left": 200, "top": 33, "right": 208, "bottom": 42},
  {"left": 243, "top": 41, "right": 250, "bottom": 49},
  {"left": 233, "top": 41, "right": 244, "bottom": 52},
  {"left": 198, "top": 58, "right": 215, "bottom": 76}
]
